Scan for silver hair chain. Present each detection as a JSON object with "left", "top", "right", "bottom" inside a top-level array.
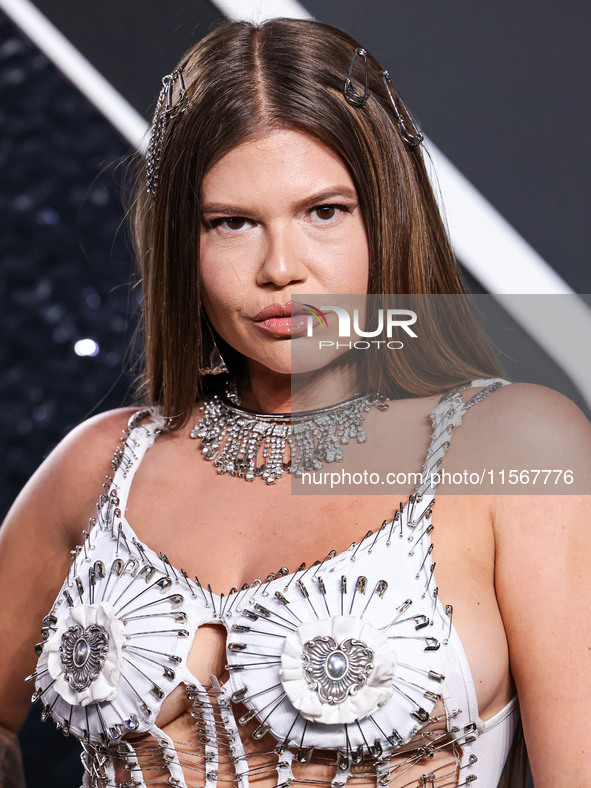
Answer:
[{"left": 146, "top": 69, "right": 189, "bottom": 199}]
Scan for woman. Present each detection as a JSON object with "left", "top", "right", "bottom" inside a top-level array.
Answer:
[{"left": 0, "top": 17, "right": 589, "bottom": 788}]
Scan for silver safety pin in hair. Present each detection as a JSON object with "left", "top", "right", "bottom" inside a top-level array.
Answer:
[
  {"left": 380, "top": 70, "right": 424, "bottom": 147},
  {"left": 163, "top": 69, "right": 188, "bottom": 117},
  {"left": 344, "top": 48, "right": 370, "bottom": 107}
]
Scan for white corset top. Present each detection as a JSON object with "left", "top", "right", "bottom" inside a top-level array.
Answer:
[{"left": 29, "top": 379, "right": 520, "bottom": 788}]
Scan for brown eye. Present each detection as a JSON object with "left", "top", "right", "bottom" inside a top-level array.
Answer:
[
  {"left": 207, "top": 216, "right": 252, "bottom": 232},
  {"left": 314, "top": 205, "right": 337, "bottom": 221},
  {"left": 225, "top": 217, "right": 247, "bottom": 230}
]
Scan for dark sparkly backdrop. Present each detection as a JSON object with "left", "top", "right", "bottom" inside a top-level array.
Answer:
[
  {"left": 0, "top": 14, "right": 138, "bottom": 518},
  {"left": 0, "top": 12, "right": 136, "bottom": 784}
]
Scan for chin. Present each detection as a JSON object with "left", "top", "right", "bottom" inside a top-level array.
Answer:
[{"left": 256, "top": 351, "right": 352, "bottom": 381}]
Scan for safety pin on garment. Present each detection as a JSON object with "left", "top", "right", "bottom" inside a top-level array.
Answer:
[
  {"left": 273, "top": 591, "right": 303, "bottom": 625},
  {"left": 179, "top": 568, "right": 197, "bottom": 599},
  {"left": 408, "top": 524, "right": 434, "bottom": 556},
  {"left": 407, "top": 493, "right": 420, "bottom": 526},
  {"left": 284, "top": 562, "right": 306, "bottom": 591},
  {"left": 233, "top": 582, "right": 255, "bottom": 614},
  {"left": 360, "top": 579, "right": 388, "bottom": 618},
  {"left": 194, "top": 575, "right": 211, "bottom": 608},
  {"left": 294, "top": 560, "right": 321, "bottom": 586},
  {"left": 260, "top": 573, "right": 277, "bottom": 597},
  {"left": 81, "top": 529, "right": 93, "bottom": 562},
  {"left": 221, "top": 587, "right": 238, "bottom": 616},
  {"left": 160, "top": 553, "right": 179, "bottom": 582},
  {"left": 422, "top": 562, "right": 437, "bottom": 598},
  {"left": 246, "top": 577, "right": 263, "bottom": 605},
  {"left": 340, "top": 575, "right": 347, "bottom": 616},
  {"left": 415, "top": 543, "right": 434, "bottom": 579},
  {"left": 350, "top": 530, "right": 373, "bottom": 562},
  {"left": 227, "top": 583, "right": 249, "bottom": 616},
  {"left": 378, "top": 597, "right": 412, "bottom": 631},
  {"left": 312, "top": 550, "right": 337, "bottom": 577},
  {"left": 368, "top": 521, "right": 388, "bottom": 554},
  {"left": 207, "top": 584, "right": 218, "bottom": 616},
  {"left": 387, "top": 502, "right": 405, "bottom": 546},
  {"left": 114, "top": 575, "right": 173, "bottom": 614},
  {"left": 317, "top": 576, "right": 330, "bottom": 616},
  {"left": 132, "top": 538, "right": 152, "bottom": 566},
  {"left": 122, "top": 643, "right": 183, "bottom": 664},
  {"left": 396, "top": 661, "right": 445, "bottom": 682},
  {"left": 296, "top": 580, "right": 319, "bottom": 619},
  {"left": 443, "top": 604, "right": 453, "bottom": 645},
  {"left": 348, "top": 575, "right": 368, "bottom": 615},
  {"left": 122, "top": 656, "right": 167, "bottom": 701},
  {"left": 252, "top": 602, "right": 298, "bottom": 632}
]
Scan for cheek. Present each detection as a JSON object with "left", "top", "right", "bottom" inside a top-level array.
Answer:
[
  {"left": 198, "top": 256, "right": 254, "bottom": 354},
  {"left": 321, "top": 227, "right": 369, "bottom": 294},
  {"left": 199, "top": 251, "right": 245, "bottom": 317},
  {"left": 199, "top": 281, "right": 241, "bottom": 352},
  {"left": 350, "top": 222, "right": 370, "bottom": 292},
  {"left": 349, "top": 239, "right": 370, "bottom": 292}
]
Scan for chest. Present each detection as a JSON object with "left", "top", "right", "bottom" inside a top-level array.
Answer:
[
  {"left": 124, "top": 460, "right": 508, "bottom": 723},
  {"left": 124, "top": 427, "right": 494, "bottom": 597}
]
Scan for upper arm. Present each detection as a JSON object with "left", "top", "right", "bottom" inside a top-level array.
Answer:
[
  {"left": 0, "top": 407, "right": 135, "bottom": 732},
  {"left": 491, "top": 385, "right": 591, "bottom": 786}
]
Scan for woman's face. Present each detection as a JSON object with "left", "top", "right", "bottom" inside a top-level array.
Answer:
[{"left": 199, "top": 129, "right": 369, "bottom": 376}]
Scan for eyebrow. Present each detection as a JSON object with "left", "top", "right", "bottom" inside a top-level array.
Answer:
[{"left": 201, "top": 187, "right": 359, "bottom": 215}]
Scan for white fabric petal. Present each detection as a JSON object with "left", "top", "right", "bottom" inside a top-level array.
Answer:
[
  {"left": 44, "top": 601, "right": 124, "bottom": 706},
  {"left": 280, "top": 614, "right": 396, "bottom": 724}
]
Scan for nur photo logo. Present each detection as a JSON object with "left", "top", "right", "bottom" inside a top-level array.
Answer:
[{"left": 302, "top": 305, "right": 418, "bottom": 350}]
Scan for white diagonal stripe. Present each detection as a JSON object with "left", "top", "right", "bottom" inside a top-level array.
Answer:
[
  {"left": 425, "top": 142, "right": 574, "bottom": 295},
  {"left": 211, "top": 0, "right": 311, "bottom": 22},
  {"left": 0, "top": 0, "right": 148, "bottom": 150}
]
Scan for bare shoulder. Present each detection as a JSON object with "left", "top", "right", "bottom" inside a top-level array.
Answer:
[
  {"left": 468, "top": 381, "right": 589, "bottom": 430},
  {"left": 47, "top": 406, "right": 139, "bottom": 479},
  {"left": 458, "top": 382, "right": 590, "bottom": 478},
  {"left": 1, "top": 407, "right": 140, "bottom": 544}
]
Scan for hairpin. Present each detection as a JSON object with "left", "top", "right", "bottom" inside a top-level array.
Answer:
[
  {"left": 145, "top": 68, "right": 189, "bottom": 199},
  {"left": 380, "top": 69, "right": 424, "bottom": 147},
  {"left": 343, "top": 47, "right": 370, "bottom": 107},
  {"left": 343, "top": 47, "right": 423, "bottom": 149}
]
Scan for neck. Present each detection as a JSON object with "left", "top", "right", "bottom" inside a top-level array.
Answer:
[{"left": 237, "top": 355, "right": 363, "bottom": 414}]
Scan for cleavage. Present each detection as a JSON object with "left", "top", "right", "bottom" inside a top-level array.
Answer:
[
  {"left": 186, "top": 622, "right": 230, "bottom": 686},
  {"left": 153, "top": 623, "right": 229, "bottom": 731}
]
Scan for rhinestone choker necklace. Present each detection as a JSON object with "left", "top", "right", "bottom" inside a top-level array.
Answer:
[{"left": 190, "top": 387, "right": 389, "bottom": 483}]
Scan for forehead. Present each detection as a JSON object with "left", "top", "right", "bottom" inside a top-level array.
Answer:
[{"left": 201, "top": 129, "right": 355, "bottom": 202}]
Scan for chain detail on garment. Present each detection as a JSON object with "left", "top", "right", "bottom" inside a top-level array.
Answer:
[{"left": 29, "top": 379, "right": 519, "bottom": 787}]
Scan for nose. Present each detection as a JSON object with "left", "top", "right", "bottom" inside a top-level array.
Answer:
[{"left": 255, "top": 223, "right": 308, "bottom": 289}]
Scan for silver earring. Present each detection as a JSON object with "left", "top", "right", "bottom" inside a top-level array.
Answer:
[{"left": 198, "top": 318, "right": 229, "bottom": 376}]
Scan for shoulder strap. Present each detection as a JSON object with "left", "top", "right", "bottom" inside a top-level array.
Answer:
[
  {"left": 109, "top": 408, "right": 168, "bottom": 515},
  {"left": 415, "top": 378, "right": 511, "bottom": 497}
]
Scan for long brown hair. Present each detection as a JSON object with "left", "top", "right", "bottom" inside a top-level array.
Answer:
[{"left": 132, "top": 18, "right": 504, "bottom": 427}]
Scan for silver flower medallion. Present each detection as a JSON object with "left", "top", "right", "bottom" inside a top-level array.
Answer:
[
  {"left": 60, "top": 624, "right": 109, "bottom": 691},
  {"left": 302, "top": 636, "right": 374, "bottom": 704}
]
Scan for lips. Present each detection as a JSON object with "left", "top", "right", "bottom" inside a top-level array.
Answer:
[
  {"left": 252, "top": 301, "right": 309, "bottom": 322},
  {"left": 252, "top": 301, "right": 311, "bottom": 337}
]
